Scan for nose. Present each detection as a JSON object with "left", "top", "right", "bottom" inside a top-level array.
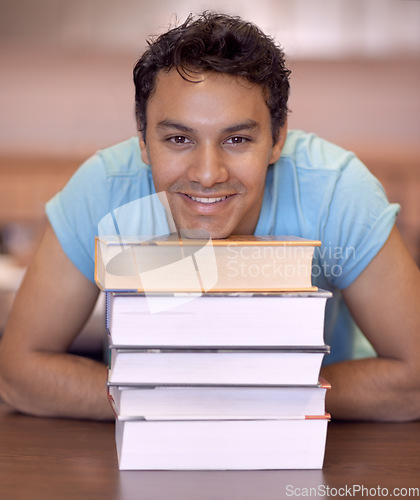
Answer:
[{"left": 187, "top": 143, "right": 229, "bottom": 188}]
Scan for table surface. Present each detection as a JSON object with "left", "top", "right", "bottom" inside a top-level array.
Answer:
[{"left": 0, "top": 402, "right": 419, "bottom": 500}]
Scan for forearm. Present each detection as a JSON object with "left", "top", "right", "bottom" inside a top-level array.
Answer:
[
  {"left": 0, "top": 351, "right": 114, "bottom": 421},
  {"left": 321, "top": 357, "right": 420, "bottom": 422}
]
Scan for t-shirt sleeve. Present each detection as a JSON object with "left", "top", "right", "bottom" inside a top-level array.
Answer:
[
  {"left": 45, "top": 153, "right": 110, "bottom": 283},
  {"left": 317, "top": 155, "right": 400, "bottom": 290}
]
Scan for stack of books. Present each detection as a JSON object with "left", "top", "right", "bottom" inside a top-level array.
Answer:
[{"left": 95, "top": 235, "right": 332, "bottom": 470}]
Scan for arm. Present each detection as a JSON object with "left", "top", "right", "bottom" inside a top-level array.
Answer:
[
  {"left": 0, "top": 222, "right": 114, "bottom": 420},
  {"left": 322, "top": 225, "right": 420, "bottom": 421}
]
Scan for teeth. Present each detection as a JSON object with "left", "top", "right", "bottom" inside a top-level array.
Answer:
[{"left": 189, "top": 196, "right": 227, "bottom": 204}]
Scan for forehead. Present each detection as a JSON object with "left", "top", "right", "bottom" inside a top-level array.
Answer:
[{"left": 146, "top": 69, "right": 270, "bottom": 126}]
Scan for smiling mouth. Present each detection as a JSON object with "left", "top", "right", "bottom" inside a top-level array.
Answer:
[{"left": 185, "top": 194, "right": 229, "bottom": 204}]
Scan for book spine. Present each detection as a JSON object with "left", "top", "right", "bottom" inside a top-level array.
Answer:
[{"left": 105, "top": 291, "right": 111, "bottom": 337}]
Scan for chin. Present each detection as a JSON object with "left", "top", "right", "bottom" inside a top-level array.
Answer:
[
  {"left": 208, "top": 232, "right": 232, "bottom": 240},
  {"left": 175, "top": 221, "right": 234, "bottom": 240}
]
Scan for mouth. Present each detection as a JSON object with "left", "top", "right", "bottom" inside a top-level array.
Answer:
[
  {"left": 186, "top": 194, "right": 229, "bottom": 204},
  {"left": 176, "top": 192, "right": 235, "bottom": 216}
]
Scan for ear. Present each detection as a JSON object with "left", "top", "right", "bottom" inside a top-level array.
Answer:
[
  {"left": 138, "top": 133, "right": 150, "bottom": 165},
  {"left": 269, "top": 120, "right": 288, "bottom": 164}
]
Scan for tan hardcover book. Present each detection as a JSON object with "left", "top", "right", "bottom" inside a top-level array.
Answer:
[{"left": 95, "top": 234, "right": 320, "bottom": 292}]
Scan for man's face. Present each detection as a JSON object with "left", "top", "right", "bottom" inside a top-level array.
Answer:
[{"left": 140, "top": 69, "right": 286, "bottom": 238}]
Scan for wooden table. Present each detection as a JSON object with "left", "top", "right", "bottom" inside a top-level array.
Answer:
[{"left": 0, "top": 402, "right": 419, "bottom": 500}]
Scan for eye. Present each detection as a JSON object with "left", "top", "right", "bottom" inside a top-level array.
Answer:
[
  {"left": 169, "top": 136, "right": 192, "bottom": 145},
  {"left": 224, "top": 136, "right": 250, "bottom": 145}
]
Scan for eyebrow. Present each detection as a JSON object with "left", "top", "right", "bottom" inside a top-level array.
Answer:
[
  {"left": 156, "top": 119, "right": 260, "bottom": 135},
  {"left": 222, "top": 120, "right": 259, "bottom": 134},
  {"left": 157, "top": 120, "right": 194, "bottom": 134}
]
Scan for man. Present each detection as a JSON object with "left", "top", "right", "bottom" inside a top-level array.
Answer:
[{"left": 0, "top": 13, "right": 419, "bottom": 421}]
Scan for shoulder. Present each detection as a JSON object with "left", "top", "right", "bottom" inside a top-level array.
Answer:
[
  {"left": 279, "top": 129, "right": 356, "bottom": 173},
  {"left": 62, "top": 137, "right": 154, "bottom": 206},
  {"left": 60, "top": 137, "right": 149, "bottom": 190},
  {"left": 274, "top": 129, "right": 386, "bottom": 202},
  {"left": 96, "top": 137, "right": 149, "bottom": 177}
]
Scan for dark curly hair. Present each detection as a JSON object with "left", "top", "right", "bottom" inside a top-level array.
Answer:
[{"left": 133, "top": 12, "right": 291, "bottom": 144}]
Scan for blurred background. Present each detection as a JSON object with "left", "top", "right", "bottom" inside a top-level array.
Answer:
[{"left": 0, "top": 0, "right": 419, "bottom": 354}]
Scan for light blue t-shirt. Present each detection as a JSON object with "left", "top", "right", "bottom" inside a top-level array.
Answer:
[{"left": 46, "top": 130, "right": 399, "bottom": 365}]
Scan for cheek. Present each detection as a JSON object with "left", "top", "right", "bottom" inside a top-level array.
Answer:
[
  {"left": 239, "top": 165, "right": 267, "bottom": 194},
  {"left": 152, "top": 162, "right": 181, "bottom": 191},
  {"left": 148, "top": 150, "right": 172, "bottom": 189},
  {"left": 151, "top": 169, "right": 168, "bottom": 191},
  {"left": 151, "top": 151, "right": 191, "bottom": 189}
]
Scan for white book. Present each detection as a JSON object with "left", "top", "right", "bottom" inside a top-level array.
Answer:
[
  {"left": 106, "top": 290, "right": 331, "bottom": 348},
  {"left": 108, "top": 379, "right": 330, "bottom": 419},
  {"left": 108, "top": 348, "right": 329, "bottom": 386},
  {"left": 114, "top": 416, "right": 330, "bottom": 470}
]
